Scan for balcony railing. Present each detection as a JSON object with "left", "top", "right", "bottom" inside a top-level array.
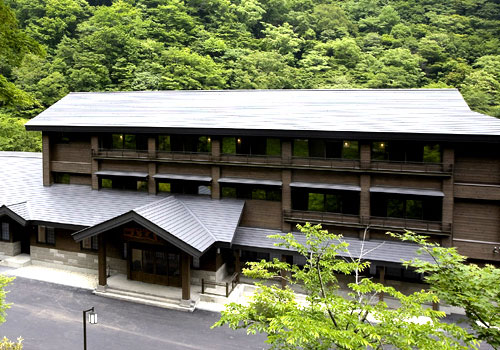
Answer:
[
  {"left": 92, "top": 149, "right": 451, "bottom": 175},
  {"left": 283, "top": 210, "right": 451, "bottom": 235},
  {"left": 283, "top": 210, "right": 361, "bottom": 226},
  {"left": 370, "top": 160, "right": 452, "bottom": 174}
]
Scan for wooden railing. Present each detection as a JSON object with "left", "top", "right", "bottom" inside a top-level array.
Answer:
[
  {"left": 201, "top": 272, "right": 239, "bottom": 298},
  {"left": 370, "top": 160, "right": 453, "bottom": 174},
  {"left": 283, "top": 210, "right": 451, "bottom": 235},
  {"left": 92, "top": 149, "right": 452, "bottom": 175}
]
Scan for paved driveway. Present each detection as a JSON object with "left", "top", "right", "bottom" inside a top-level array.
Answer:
[{"left": 0, "top": 273, "right": 267, "bottom": 350}]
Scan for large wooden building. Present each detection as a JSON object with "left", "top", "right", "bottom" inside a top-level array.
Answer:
[{"left": 1, "top": 89, "right": 499, "bottom": 306}]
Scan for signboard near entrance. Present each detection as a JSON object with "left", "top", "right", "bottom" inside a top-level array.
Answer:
[{"left": 123, "top": 227, "right": 160, "bottom": 243}]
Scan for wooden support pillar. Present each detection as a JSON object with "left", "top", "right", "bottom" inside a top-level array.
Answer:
[
  {"left": 377, "top": 266, "right": 385, "bottom": 302},
  {"left": 282, "top": 140, "right": 292, "bottom": 164},
  {"left": 359, "top": 142, "right": 371, "bottom": 169},
  {"left": 98, "top": 234, "right": 107, "bottom": 287},
  {"left": 281, "top": 169, "right": 292, "bottom": 232},
  {"left": 280, "top": 255, "right": 287, "bottom": 289},
  {"left": 360, "top": 174, "right": 371, "bottom": 226},
  {"left": 234, "top": 250, "right": 241, "bottom": 282},
  {"left": 42, "top": 133, "right": 52, "bottom": 186},
  {"left": 181, "top": 253, "right": 191, "bottom": 301},
  {"left": 211, "top": 137, "right": 220, "bottom": 158},
  {"left": 211, "top": 166, "right": 220, "bottom": 200},
  {"left": 91, "top": 136, "right": 99, "bottom": 190},
  {"left": 147, "top": 137, "right": 157, "bottom": 195},
  {"left": 442, "top": 147, "right": 454, "bottom": 247}
]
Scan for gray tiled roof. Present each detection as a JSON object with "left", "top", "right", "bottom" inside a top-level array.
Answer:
[
  {"left": 370, "top": 186, "right": 444, "bottom": 197},
  {"left": 25, "top": 89, "right": 500, "bottom": 138},
  {"left": 233, "top": 227, "right": 434, "bottom": 263},
  {"left": 1, "top": 152, "right": 244, "bottom": 254}
]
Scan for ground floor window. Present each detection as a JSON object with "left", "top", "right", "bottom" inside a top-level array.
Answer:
[
  {"left": 157, "top": 181, "right": 211, "bottom": 195},
  {"left": 221, "top": 185, "right": 281, "bottom": 201},
  {"left": 37, "top": 226, "right": 55, "bottom": 245},
  {"left": 370, "top": 194, "right": 442, "bottom": 221},
  {"left": 1, "top": 222, "right": 10, "bottom": 241},
  {"left": 81, "top": 236, "right": 98, "bottom": 251},
  {"left": 54, "top": 173, "right": 70, "bottom": 184},
  {"left": 100, "top": 177, "right": 147, "bottom": 192},
  {"left": 291, "top": 189, "right": 359, "bottom": 215}
]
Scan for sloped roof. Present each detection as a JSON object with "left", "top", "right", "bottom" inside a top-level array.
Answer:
[
  {"left": 0, "top": 153, "right": 244, "bottom": 255},
  {"left": 25, "top": 89, "right": 500, "bottom": 141},
  {"left": 233, "top": 226, "right": 434, "bottom": 263},
  {"left": 73, "top": 196, "right": 244, "bottom": 255}
]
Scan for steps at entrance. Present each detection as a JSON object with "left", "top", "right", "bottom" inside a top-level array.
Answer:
[
  {"left": 0, "top": 254, "right": 32, "bottom": 268},
  {"left": 94, "top": 287, "right": 198, "bottom": 312}
]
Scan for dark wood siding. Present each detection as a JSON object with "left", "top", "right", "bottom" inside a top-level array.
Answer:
[
  {"left": 240, "top": 200, "right": 282, "bottom": 229},
  {"left": 453, "top": 200, "right": 500, "bottom": 242}
]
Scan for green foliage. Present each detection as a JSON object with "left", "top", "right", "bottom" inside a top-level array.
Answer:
[
  {"left": 0, "top": 274, "right": 14, "bottom": 325},
  {"left": 390, "top": 230, "right": 500, "bottom": 349},
  {"left": 1, "top": 0, "right": 500, "bottom": 150},
  {"left": 0, "top": 337, "right": 23, "bottom": 350},
  {"left": 0, "top": 114, "right": 42, "bottom": 152},
  {"left": 214, "top": 223, "right": 478, "bottom": 349}
]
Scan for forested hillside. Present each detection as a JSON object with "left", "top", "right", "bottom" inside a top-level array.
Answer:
[{"left": 1, "top": 0, "right": 499, "bottom": 150}]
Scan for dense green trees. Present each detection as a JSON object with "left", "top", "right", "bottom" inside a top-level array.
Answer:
[{"left": 0, "top": 0, "right": 499, "bottom": 151}]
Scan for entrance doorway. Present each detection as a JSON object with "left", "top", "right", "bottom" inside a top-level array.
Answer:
[{"left": 130, "top": 246, "right": 181, "bottom": 287}]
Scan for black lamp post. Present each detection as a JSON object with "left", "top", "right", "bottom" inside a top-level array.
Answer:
[{"left": 83, "top": 307, "right": 97, "bottom": 350}]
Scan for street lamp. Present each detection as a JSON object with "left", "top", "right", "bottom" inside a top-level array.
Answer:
[{"left": 83, "top": 307, "right": 97, "bottom": 350}]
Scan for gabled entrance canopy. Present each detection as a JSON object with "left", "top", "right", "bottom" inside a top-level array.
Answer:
[
  {"left": 72, "top": 195, "right": 245, "bottom": 257},
  {"left": 0, "top": 203, "right": 29, "bottom": 226}
]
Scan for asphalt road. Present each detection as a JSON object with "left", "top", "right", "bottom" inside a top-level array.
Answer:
[{"left": 0, "top": 274, "right": 267, "bottom": 350}]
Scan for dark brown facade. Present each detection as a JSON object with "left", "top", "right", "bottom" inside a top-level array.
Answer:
[{"left": 41, "top": 132, "right": 500, "bottom": 263}]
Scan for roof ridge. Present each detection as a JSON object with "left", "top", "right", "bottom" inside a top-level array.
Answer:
[
  {"left": 175, "top": 196, "right": 217, "bottom": 242},
  {"left": 132, "top": 196, "right": 174, "bottom": 212}
]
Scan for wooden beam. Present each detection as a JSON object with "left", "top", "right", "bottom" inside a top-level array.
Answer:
[
  {"left": 98, "top": 234, "right": 107, "bottom": 286},
  {"left": 181, "top": 253, "right": 191, "bottom": 300},
  {"left": 377, "top": 266, "right": 385, "bottom": 302}
]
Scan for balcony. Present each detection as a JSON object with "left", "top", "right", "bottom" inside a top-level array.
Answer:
[
  {"left": 369, "top": 160, "right": 452, "bottom": 176},
  {"left": 283, "top": 210, "right": 451, "bottom": 235},
  {"left": 92, "top": 149, "right": 451, "bottom": 176}
]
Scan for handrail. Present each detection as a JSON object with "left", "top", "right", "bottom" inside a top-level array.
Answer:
[
  {"left": 201, "top": 272, "right": 239, "bottom": 298},
  {"left": 92, "top": 149, "right": 452, "bottom": 175},
  {"left": 283, "top": 209, "right": 451, "bottom": 234}
]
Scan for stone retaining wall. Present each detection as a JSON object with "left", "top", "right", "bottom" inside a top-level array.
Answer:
[
  {"left": 0, "top": 241, "right": 21, "bottom": 256},
  {"left": 191, "top": 263, "right": 228, "bottom": 286},
  {"left": 30, "top": 246, "right": 127, "bottom": 275}
]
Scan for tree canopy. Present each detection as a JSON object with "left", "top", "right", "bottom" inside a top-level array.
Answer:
[{"left": 1, "top": 0, "right": 499, "bottom": 121}]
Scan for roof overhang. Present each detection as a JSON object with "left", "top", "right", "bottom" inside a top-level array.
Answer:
[
  {"left": 72, "top": 211, "right": 204, "bottom": 257},
  {"left": 218, "top": 177, "right": 282, "bottom": 186},
  {"left": 95, "top": 170, "right": 149, "bottom": 178},
  {"left": 370, "top": 186, "right": 444, "bottom": 197},
  {"left": 153, "top": 173, "right": 212, "bottom": 182},
  {"left": 0, "top": 205, "right": 27, "bottom": 226},
  {"left": 290, "top": 182, "right": 361, "bottom": 191}
]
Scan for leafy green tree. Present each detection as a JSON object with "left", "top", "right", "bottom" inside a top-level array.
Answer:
[
  {"left": 214, "top": 223, "right": 477, "bottom": 350},
  {"left": 0, "top": 114, "right": 42, "bottom": 152},
  {"left": 391, "top": 231, "right": 500, "bottom": 349}
]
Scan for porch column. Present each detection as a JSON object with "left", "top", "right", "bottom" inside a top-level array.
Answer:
[
  {"left": 233, "top": 250, "right": 241, "bottom": 282},
  {"left": 181, "top": 253, "right": 191, "bottom": 300},
  {"left": 280, "top": 255, "right": 287, "bottom": 289},
  {"left": 98, "top": 234, "right": 107, "bottom": 287},
  {"left": 377, "top": 266, "right": 385, "bottom": 302}
]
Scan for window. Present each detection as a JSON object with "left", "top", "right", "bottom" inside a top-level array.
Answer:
[
  {"left": 222, "top": 137, "right": 236, "bottom": 154},
  {"left": 101, "top": 178, "right": 112, "bottom": 189},
  {"left": 38, "top": 226, "right": 55, "bottom": 245},
  {"left": 221, "top": 185, "right": 281, "bottom": 201},
  {"left": 386, "top": 198, "right": 423, "bottom": 219},
  {"left": 197, "top": 136, "right": 211, "bottom": 153},
  {"left": 170, "top": 135, "right": 211, "bottom": 153},
  {"left": 54, "top": 173, "right": 70, "bottom": 184},
  {"left": 1, "top": 222, "right": 10, "bottom": 241},
  {"left": 81, "top": 237, "right": 98, "bottom": 251},
  {"left": 158, "top": 182, "right": 171, "bottom": 193},
  {"left": 54, "top": 133, "right": 70, "bottom": 144},
  {"left": 371, "top": 194, "right": 441, "bottom": 221},
  {"left": 266, "top": 138, "right": 281, "bottom": 156},
  {"left": 108, "top": 134, "right": 147, "bottom": 150},
  {"left": 158, "top": 135, "right": 171, "bottom": 152},
  {"left": 293, "top": 139, "right": 309, "bottom": 157},
  {"left": 100, "top": 177, "right": 148, "bottom": 191},
  {"left": 292, "top": 189, "right": 359, "bottom": 214},
  {"left": 341, "top": 141, "right": 359, "bottom": 159},
  {"left": 423, "top": 144, "right": 441, "bottom": 163},
  {"left": 372, "top": 142, "right": 389, "bottom": 160}
]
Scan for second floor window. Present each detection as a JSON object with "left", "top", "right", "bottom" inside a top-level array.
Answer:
[
  {"left": 101, "top": 134, "right": 148, "bottom": 150},
  {"left": 372, "top": 142, "right": 441, "bottom": 163},
  {"left": 293, "top": 139, "right": 359, "bottom": 159},
  {"left": 222, "top": 137, "right": 281, "bottom": 156},
  {"left": 158, "top": 135, "right": 211, "bottom": 153},
  {"left": 370, "top": 194, "right": 442, "bottom": 221}
]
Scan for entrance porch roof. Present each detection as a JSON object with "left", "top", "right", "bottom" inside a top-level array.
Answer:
[{"left": 72, "top": 195, "right": 244, "bottom": 257}]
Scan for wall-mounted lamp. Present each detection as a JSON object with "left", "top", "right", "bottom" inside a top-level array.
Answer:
[
  {"left": 237, "top": 138, "right": 241, "bottom": 144},
  {"left": 493, "top": 247, "right": 499, "bottom": 254}
]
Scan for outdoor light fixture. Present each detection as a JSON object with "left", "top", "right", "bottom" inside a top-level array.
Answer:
[
  {"left": 344, "top": 141, "right": 350, "bottom": 147},
  {"left": 207, "top": 137, "right": 211, "bottom": 143},
  {"left": 83, "top": 307, "right": 97, "bottom": 350},
  {"left": 380, "top": 143, "right": 385, "bottom": 148},
  {"left": 237, "top": 138, "right": 241, "bottom": 144}
]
